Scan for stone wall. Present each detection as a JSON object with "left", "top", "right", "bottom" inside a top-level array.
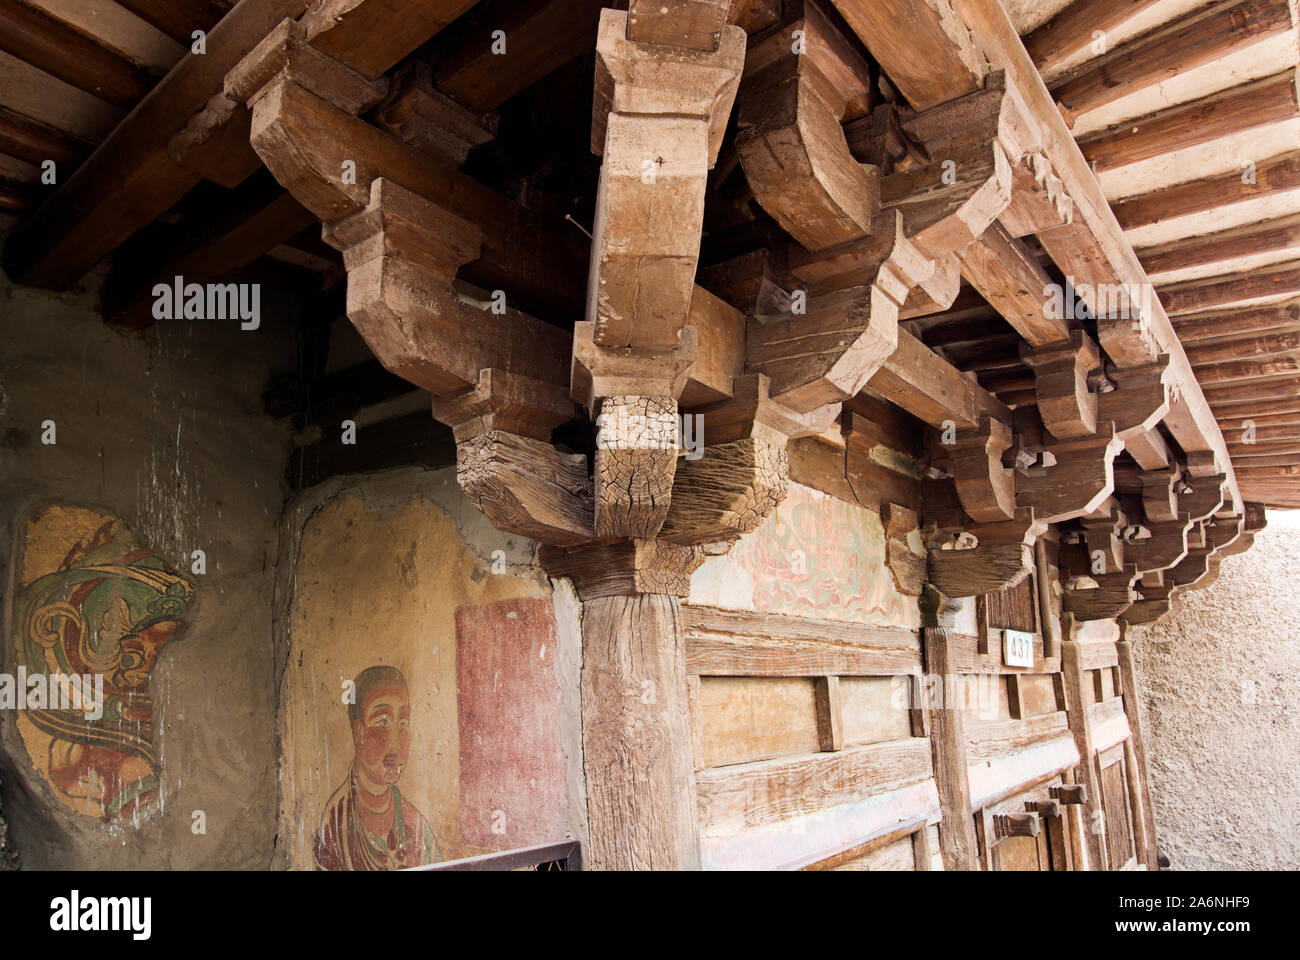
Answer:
[
  {"left": 1131, "top": 510, "right": 1300, "bottom": 870},
  {"left": 0, "top": 268, "right": 294, "bottom": 868}
]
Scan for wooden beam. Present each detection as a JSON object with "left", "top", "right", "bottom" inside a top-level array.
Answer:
[
  {"left": 1216, "top": 399, "right": 1300, "bottom": 422},
  {"left": 828, "top": 0, "right": 983, "bottom": 111},
  {"left": 1161, "top": 262, "right": 1300, "bottom": 315},
  {"left": 1114, "top": 149, "right": 1300, "bottom": 232},
  {"left": 1198, "top": 357, "right": 1300, "bottom": 384},
  {"left": 958, "top": 221, "right": 1069, "bottom": 348},
  {"left": 430, "top": 0, "right": 608, "bottom": 111},
  {"left": 1204, "top": 375, "right": 1300, "bottom": 404},
  {"left": 1188, "top": 330, "right": 1300, "bottom": 367},
  {"left": 868, "top": 324, "right": 1012, "bottom": 430},
  {"left": 1172, "top": 298, "right": 1300, "bottom": 342},
  {"left": 0, "top": 104, "right": 93, "bottom": 168},
  {"left": 1023, "top": 0, "right": 1164, "bottom": 77},
  {"left": 1139, "top": 214, "right": 1300, "bottom": 280},
  {"left": 1050, "top": 0, "right": 1294, "bottom": 125},
  {"left": 115, "top": 0, "right": 230, "bottom": 45},
  {"left": 627, "top": 0, "right": 730, "bottom": 51},
  {"left": 1079, "top": 70, "right": 1300, "bottom": 173},
  {"left": 298, "top": 0, "right": 479, "bottom": 79},
  {"left": 0, "top": 0, "right": 155, "bottom": 108},
  {"left": 3, "top": 0, "right": 313, "bottom": 290}
]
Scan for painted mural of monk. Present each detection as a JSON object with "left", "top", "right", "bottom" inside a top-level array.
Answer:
[{"left": 314, "top": 666, "right": 440, "bottom": 870}]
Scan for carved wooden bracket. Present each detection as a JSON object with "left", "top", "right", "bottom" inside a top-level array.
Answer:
[
  {"left": 1016, "top": 423, "right": 1122, "bottom": 523},
  {"left": 749, "top": 212, "right": 942, "bottom": 413},
  {"left": 883, "top": 502, "right": 925, "bottom": 597},
  {"left": 1122, "top": 583, "right": 1174, "bottom": 626},
  {"left": 1125, "top": 514, "right": 1192, "bottom": 574},
  {"left": 949, "top": 414, "right": 1015, "bottom": 522},
  {"left": 1179, "top": 473, "right": 1226, "bottom": 522},
  {"left": 373, "top": 61, "right": 497, "bottom": 167},
  {"left": 539, "top": 539, "right": 706, "bottom": 599},
  {"left": 659, "top": 374, "right": 824, "bottom": 546},
  {"left": 1140, "top": 465, "right": 1181, "bottom": 523},
  {"left": 590, "top": 8, "right": 745, "bottom": 352},
  {"left": 323, "top": 178, "right": 570, "bottom": 395},
  {"left": 928, "top": 508, "right": 1046, "bottom": 598},
  {"left": 736, "top": 0, "right": 878, "bottom": 252},
  {"left": 1001, "top": 150, "right": 1073, "bottom": 237},
  {"left": 1064, "top": 564, "right": 1139, "bottom": 621},
  {"left": 1020, "top": 330, "right": 1103, "bottom": 440},
  {"left": 1098, "top": 355, "right": 1171, "bottom": 443},
  {"left": 993, "top": 813, "right": 1041, "bottom": 839}
]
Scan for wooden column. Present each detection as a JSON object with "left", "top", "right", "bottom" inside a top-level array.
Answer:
[
  {"left": 920, "top": 585, "right": 979, "bottom": 870},
  {"left": 1116, "top": 631, "right": 1160, "bottom": 868},
  {"left": 541, "top": 541, "right": 706, "bottom": 869},
  {"left": 1060, "top": 621, "right": 1105, "bottom": 870}
]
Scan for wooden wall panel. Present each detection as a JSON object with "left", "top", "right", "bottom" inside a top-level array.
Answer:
[
  {"left": 829, "top": 834, "right": 916, "bottom": 870},
  {"left": 1099, "top": 757, "right": 1135, "bottom": 869},
  {"left": 1018, "top": 673, "right": 1061, "bottom": 717},
  {"left": 840, "top": 676, "right": 914, "bottom": 746},
  {"left": 698, "top": 677, "right": 820, "bottom": 768},
  {"left": 985, "top": 575, "right": 1039, "bottom": 632}
]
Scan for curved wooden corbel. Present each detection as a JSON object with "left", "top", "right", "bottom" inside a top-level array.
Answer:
[
  {"left": 658, "top": 375, "right": 815, "bottom": 546},
  {"left": 322, "top": 179, "right": 570, "bottom": 395},
  {"left": 735, "top": 0, "right": 878, "bottom": 252},
  {"left": 591, "top": 8, "right": 745, "bottom": 351},
  {"left": 927, "top": 508, "right": 1046, "bottom": 598},
  {"left": 1098, "top": 356, "right": 1171, "bottom": 443},
  {"left": 1064, "top": 565, "right": 1140, "bottom": 621},
  {"left": 1179, "top": 473, "right": 1226, "bottom": 522},
  {"left": 1016, "top": 423, "right": 1122, "bottom": 523},
  {"left": 1122, "top": 583, "right": 1174, "bottom": 626},
  {"left": 949, "top": 414, "right": 1015, "bottom": 522},
  {"left": 1020, "top": 330, "right": 1102, "bottom": 440},
  {"left": 748, "top": 211, "right": 940, "bottom": 414},
  {"left": 1125, "top": 514, "right": 1192, "bottom": 574}
]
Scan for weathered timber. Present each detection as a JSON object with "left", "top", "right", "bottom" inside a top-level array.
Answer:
[
  {"left": 928, "top": 509, "right": 1044, "bottom": 597},
  {"left": 1050, "top": 0, "right": 1294, "bottom": 125},
  {"left": 590, "top": 8, "right": 744, "bottom": 351},
  {"left": 735, "top": 0, "right": 878, "bottom": 251},
  {"left": 920, "top": 585, "right": 979, "bottom": 869}
]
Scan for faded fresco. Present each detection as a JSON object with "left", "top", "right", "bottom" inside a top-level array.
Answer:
[
  {"left": 10, "top": 506, "right": 194, "bottom": 823},
  {"left": 690, "top": 483, "right": 920, "bottom": 628},
  {"left": 280, "top": 487, "right": 574, "bottom": 869}
]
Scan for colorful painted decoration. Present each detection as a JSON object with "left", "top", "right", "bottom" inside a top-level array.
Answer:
[
  {"left": 12, "top": 507, "right": 194, "bottom": 822},
  {"left": 314, "top": 666, "right": 440, "bottom": 870}
]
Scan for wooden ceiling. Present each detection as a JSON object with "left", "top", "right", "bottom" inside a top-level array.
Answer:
[{"left": 1, "top": 0, "right": 1298, "bottom": 507}]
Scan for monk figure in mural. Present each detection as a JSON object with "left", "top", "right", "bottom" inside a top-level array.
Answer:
[{"left": 314, "top": 666, "right": 440, "bottom": 870}]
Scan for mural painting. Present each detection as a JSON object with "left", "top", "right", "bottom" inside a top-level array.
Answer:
[
  {"left": 690, "top": 484, "right": 920, "bottom": 628},
  {"left": 314, "top": 665, "right": 440, "bottom": 870},
  {"left": 10, "top": 506, "right": 195, "bottom": 823},
  {"left": 280, "top": 489, "right": 570, "bottom": 869}
]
